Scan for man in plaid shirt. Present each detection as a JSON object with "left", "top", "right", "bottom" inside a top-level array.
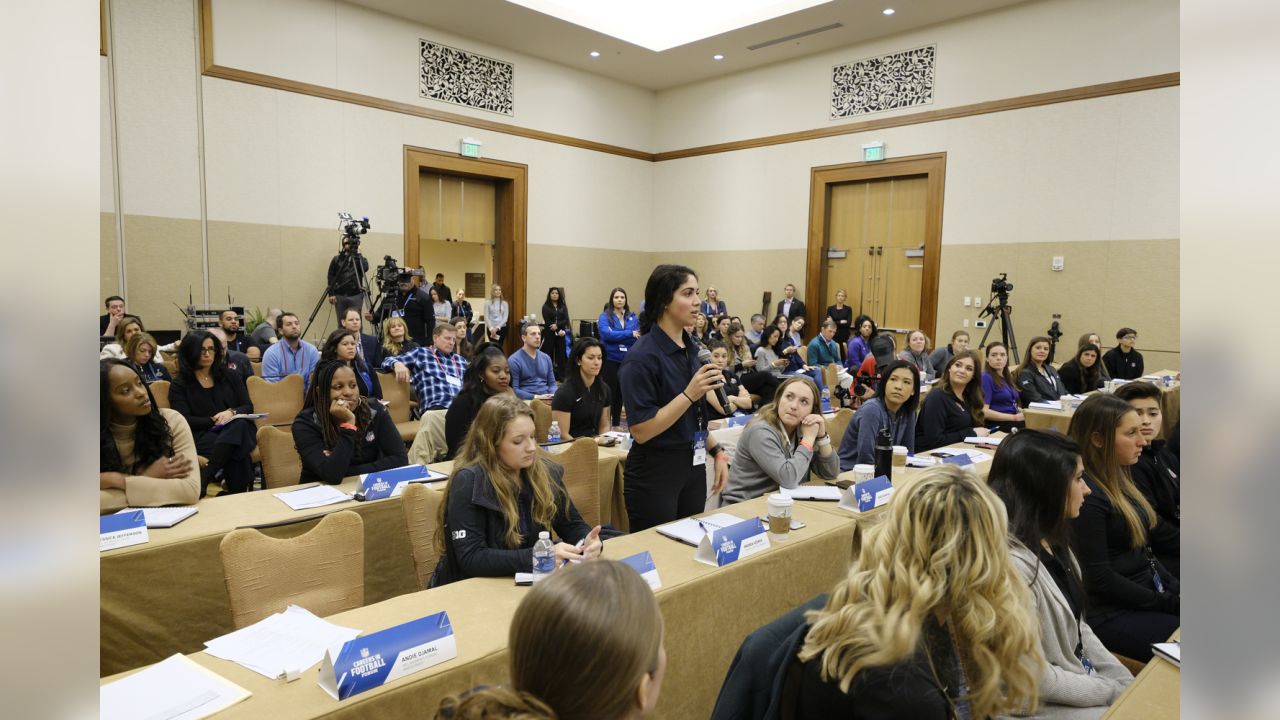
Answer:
[{"left": 382, "top": 323, "right": 468, "bottom": 415}]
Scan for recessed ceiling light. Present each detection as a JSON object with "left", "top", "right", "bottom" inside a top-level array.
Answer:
[
  {"left": 882, "top": 8, "right": 895, "bottom": 15},
  {"left": 589, "top": 50, "right": 601, "bottom": 57},
  {"left": 713, "top": 54, "right": 725, "bottom": 60}
]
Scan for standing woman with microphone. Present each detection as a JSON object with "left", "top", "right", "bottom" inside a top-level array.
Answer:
[{"left": 620, "top": 265, "right": 731, "bottom": 531}]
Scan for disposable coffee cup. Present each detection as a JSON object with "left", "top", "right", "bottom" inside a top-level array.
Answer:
[
  {"left": 892, "top": 446, "right": 908, "bottom": 467},
  {"left": 766, "top": 493, "right": 794, "bottom": 541},
  {"left": 853, "top": 463, "right": 875, "bottom": 484}
]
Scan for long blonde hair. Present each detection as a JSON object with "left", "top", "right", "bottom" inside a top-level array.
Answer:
[
  {"left": 436, "top": 561, "right": 664, "bottom": 720},
  {"left": 1068, "top": 394, "right": 1157, "bottom": 548},
  {"left": 434, "top": 394, "right": 564, "bottom": 553},
  {"left": 381, "top": 316, "right": 411, "bottom": 357},
  {"left": 799, "top": 465, "right": 1041, "bottom": 718}
]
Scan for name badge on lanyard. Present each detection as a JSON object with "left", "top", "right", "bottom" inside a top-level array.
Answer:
[
  {"left": 446, "top": 375, "right": 462, "bottom": 389},
  {"left": 692, "top": 431, "right": 707, "bottom": 466}
]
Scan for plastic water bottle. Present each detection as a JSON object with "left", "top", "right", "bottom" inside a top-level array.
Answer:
[
  {"left": 619, "top": 407, "right": 629, "bottom": 433},
  {"left": 532, "top": 531, "right": 555, "bottom": 582},
  {"left": 821, "top": 386, "right": 832, "bottom": 413},
  {"left": 547, "top": 421, "right": 561, "bottom": 443}
]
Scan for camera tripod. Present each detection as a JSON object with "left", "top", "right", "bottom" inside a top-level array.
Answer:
[
  {"left": 303, "top": 244, "right": 372, "bottom": 340},
  {"left": 977, "top": 291, "right": 1018, "bottom": 360}
]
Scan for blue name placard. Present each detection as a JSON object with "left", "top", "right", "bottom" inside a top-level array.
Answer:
[
  {"left": 358, "top": 465, "right": 433, "bottom": 501},
  {"left": 100, "top": 510, "right": 149, "bottom": 552},
  {"left": 694, "top": 517, "right": 770, "bottom": 567},
  {"left": 838, "top": 475, "right": 894, "bottom": 513},
  {"left": 620, "top": 550, "right": 662, "bottom": 590},
  {"left": 942, "top": 453, "right": 974, "bottom": 467},
  {"left": 724, "top": 413, "right": 753, "bottom": 428},
  {"left": 319, "top": 611, "right": 456, "bottom": 700}
]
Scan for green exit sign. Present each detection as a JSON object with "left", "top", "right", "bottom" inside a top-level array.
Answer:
[
  {"left": 862, "top": 141, "right": 885, "bottom": 162},
  {"left": 460, "top": 138, "right": 482, "bottom": 158}
]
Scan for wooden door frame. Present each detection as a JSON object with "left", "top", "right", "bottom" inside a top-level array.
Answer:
[
  {"left": 404, "top": 146, "right": 527, "bottom": 352},
  {"left": 806, "top": 152, "right": 946, "bottom": 342}
]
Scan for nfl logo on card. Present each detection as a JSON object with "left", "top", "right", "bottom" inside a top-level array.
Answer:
[
  {"left": 360, "top": 648, "right": 369, "bottom": 658},
  {"left": 719, "top": 537, "right": 737, "bottom": 555}
]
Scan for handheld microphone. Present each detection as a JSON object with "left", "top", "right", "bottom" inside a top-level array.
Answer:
[{"left": 695, "top": 346, "right": 730, "bottom": 411}]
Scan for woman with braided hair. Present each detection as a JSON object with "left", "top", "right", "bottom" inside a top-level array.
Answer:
[{"left": 291, "top": 359, "right": 407, "bottom": 485}]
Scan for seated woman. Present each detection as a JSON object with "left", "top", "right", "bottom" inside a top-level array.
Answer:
[
  {"left": 381, "top": 316, "right": 419, "bottom": 360},
  {"left": 168, "top": 330, "right": 257, "bottom": 495},
  {"left": 897, "top": 329, "right": 937, "bottom": 382},
  {"left": 795, "top": 464, "right": 1041, "bottom": 719},
  {"left": 844, "top": 314, "right": 877, "bottom": 371},
  {"left": 981, "top": 341, "right": 1025, "bottom": 433},
  {"left": 319, "top": 328, "right": 382, "bottom": 401},
  {"left": 100, "top": 359, "right": 200, "bottom": 513},
  {"left": 125, "top": 331, "right": 171, "bottom": 384},
  {"left": 551, "top": 337, "right": 612, "bottom": 440},
  {"left": 444, "top": 346, "right": 514, "bottom": 458},
  {"left": 928, "top": 329, "right": 969, "bottom": 371},
  {"left": 291, "top": 359, "right": 407, "bottom": 485},
  {"left": 1059, "top": 343, "right": 1106, "bottom": 395},
  {"left": 837, "top": 359, "right": 919, "bottom": 471},
  {"left": 1079, "top": 332, "right": 1111, "bottom": 381},
  {"left": 1018, "top": 336, "right": 1066, "bottom": 406},
  {"left": 451, "top": 316, "right": 475, "bottom": 360},
  {"left": 753, "top": 326, "right": 790, "bottom": 381},
  {"left": 436, "top": 560, "right": 665, "bottom": 720},
  {"left": 1068, "top": 395, "right": 1179, "bottom": 662},
  {"left": 99, "top": 315, "right": 145, "bottom": 360},
  {"left": 989, "top": 429, "right": 1134, "bottom": 718},
  {"left": 431, "top": 394, "right": 603, "bottom": 586},
  {"left": 720, "top": 376, "right": 839, "bottom": 505},
  {"left": 916, "top": 350, "right": 989, "bottom": 452},
  {"left": 704, "top": 340, "right": 755, "bottom": 419},
  {"left": 727, "top": 323, "right": 780, "bottom": 404},
  {"left": 1113, "top": 382, "right": 1180, "bottom": 529}
]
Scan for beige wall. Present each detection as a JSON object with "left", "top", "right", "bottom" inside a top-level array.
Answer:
[
  {"left": 526, "top": 245, "right": 653, "bottom": 328},
  {"left": 418, "top": 239, "right": 488, "bottom": 305}
]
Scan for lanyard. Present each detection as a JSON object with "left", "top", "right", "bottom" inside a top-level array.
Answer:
[{"left": 430, "top": 347, "right": 462, "bottom": 378}]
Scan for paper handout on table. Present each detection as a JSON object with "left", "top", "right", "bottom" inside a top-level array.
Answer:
[
  {"left": 100, "top": 653, "right": 251, "bottom": 720},
  {"left": 780, "top": 485, "right": 842, "bottom": 501},
  {"left": 655, "top": 512, "right": 746, "bottom": 547},
  {"left": 274, "top": 484, "right": 352, "bottom": 510},
  {"left": 963, "top": 435, "right": 1002, "bottom": 446},
  {"left": 1028, "top": 400, "right": 1063, "bottom": 410},
  {"left": 1152, "top": 641, "right": 1181, "bottom": 666},
  {"left": 905, "top": 455, "right": 936, "bottom": 467},
  {"left": 203, "top": 605, "right": 361, "bottom": 680},
  {"left": 116, "top": 506, "right": 199, "bottom": 528}
]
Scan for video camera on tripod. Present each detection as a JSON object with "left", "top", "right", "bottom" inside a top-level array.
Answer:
[
  {"left": 369, "top": 255, "right": 426, "bottom": 327},
  {"left": 977, "top": 272, "right": 1019, "bottom": 359},
  {"left": 338, "top": 212, "right": 370, "bottom": 247}
]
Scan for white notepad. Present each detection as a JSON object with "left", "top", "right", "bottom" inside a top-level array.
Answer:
[
  {"left": 655, "top": 513, "right": 745, "bottom": 547},
  {"left": 1028, "top": 400, "right": 1063, "bottom": 410},
  {"left": 100, "top": 654, "right": 251, "bottom": 720},
  {"left": 273, "top": 485, "right": 352, "bottom": 510},
  {"left": 780, "top": 485, "right": 842, "bottom": 501},
  {"left": 115, "top": 506, "right": 199, "bottom": 528}
]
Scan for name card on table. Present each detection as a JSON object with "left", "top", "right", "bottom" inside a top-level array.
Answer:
[
  {"left": 355, "top": 465, "right": 446, "bottom": 502},
  {"left": 620, "top": 551, "right": 662, "bottom": 590},
  {"left": 837, "top": 475, "right": 894, "bottom": 513},
  {"left": 942, "top": 453, "right": 974, "bottom": 467},
  {"left": 318, "top": 611, "right": 456, "bottom": 701},
  {"left": 694, "top": 517, "right": 770, "bottom": 567},
  {"left": 724, "top": 413, "right": 753, "bottom": 428},
  {"left": 100, "top": 510, "right": 149, "bottom": 552}
]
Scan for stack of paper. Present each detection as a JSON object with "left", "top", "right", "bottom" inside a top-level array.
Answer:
[
  {"left": 656, "top": 513, "right": 744, "bottom": 547},
  {"left": 963, "top": 436, "right": 1002, "bottom": 446},
  {"left": 1152, "top": 641, "right": 1180, "bottom": 666},
  {"left": 905, "top": 455, "right": 936, "bottom": 468},
  {"left": 116, "top": 506, "right": 199, "bottom": 528},
  {"left": 204, "top": 605, "right": 362, "bottom": 679},
  {"left": 100, "top": 654, "right": 251, "bottom": 720},
  {"left": 780, "top": 485, "right": 842, "bottom": 501},
  {"left": 274, "top": 485, "right": 352, "bottom": 510},
  {"left": 1028, "top": 400, "right": 1064, "bottom": 410}
]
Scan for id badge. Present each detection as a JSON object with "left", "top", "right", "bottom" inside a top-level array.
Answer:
[
  {"left": 446, "top": 375, "right": 462, "bottom": 389},
  {"left": 1081, "top": 653, "right": 1095, "bottom": 675},
  {"left": 391, "top": 310, "right": 404, "bottom": 318},
  {"left": 692, "top": 431, "right": 707, "bottom": 466}
]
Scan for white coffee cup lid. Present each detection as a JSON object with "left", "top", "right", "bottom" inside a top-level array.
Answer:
[
  {"left": 853, "top": 463, "right": 875, "bottom": 474},
  {"left": 768, "top": 493, "right": 793, "bottom": 506},
  {"left": 892, "top": 445, "right": 907, "bottom": 454}
]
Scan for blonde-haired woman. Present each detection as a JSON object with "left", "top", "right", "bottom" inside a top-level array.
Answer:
[
  {"left": 381, "top": 315, "right": 418, "bottom": 359},
  {"left": 431, "top": 394, "right": 602, "bottom": 586},
  {"left": 720, "top": 376, "right": 838, "bottom": 505},
  {"left": 1068, "top": 395, "right": 1179, "bottom": 662},
  {"left": 796, "top": 464, "right": 1042, "bottom": 719},
  {"left": 125, "top": 331, "right": 170, "bottom": 384},
  {"left": 437, "top": 561, "right": 666, "bottom": 720}
]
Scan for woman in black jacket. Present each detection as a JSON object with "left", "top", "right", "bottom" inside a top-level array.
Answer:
[
  {"left": 444, "top": 346, "right": 514, "bottom": 458},
  {"left": 1017, "top": 335, "right": 1066, "bottom": 406},
  {"left": 292, "top": 359, "right": 407, "bottom": 485},
  {"left": 319, "top": 328, "right": 382, "bottom": 401},
  {"left": 1113, "top": 382, "right": 1180, "bottom": 528},
  {"left": 916, "top": 350, "right": 989, "bottom": 451},
  {"left": 1102, "top": 327, "right": 1144, "bottom": 380},
  {"left": 1068, "top": 395, "right": 1179, "bottom": 662},
  {"left": 431, "top": 394, "right": 602, "bottom": 586},
  {"left": 168, "top": 329, "right": 257, "bottom": 495},
  {"left": 1059, "top": 343, "right": 1106, "bottom": 395},
  {"left": 540, "top": 286, "right": 570, "bottom": 380}
]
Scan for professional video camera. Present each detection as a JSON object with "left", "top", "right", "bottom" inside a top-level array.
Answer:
[
  {"left": 991, "top": 272, "right": 1013, "bottom": 296},
  {"left": 374, "top": 255, "right": 424, "bottom": 294},
  {"left": 338, "top": 211, "right": 370, "bottom": 246}
]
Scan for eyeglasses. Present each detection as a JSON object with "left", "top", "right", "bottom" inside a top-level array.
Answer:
[
  {"left": 199, "top": 346, "right": 217, "bottom": 354},
  {"left": 1122, "top": 334, "right": 1137, "bottom": 341}
]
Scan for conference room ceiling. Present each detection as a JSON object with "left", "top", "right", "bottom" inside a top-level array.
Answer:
[{"left": 348, "top": 0, "right": 1031, "bottom": 91}]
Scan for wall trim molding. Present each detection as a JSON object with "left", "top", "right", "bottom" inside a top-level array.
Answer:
[{"left": 196, "top": 0, "right": 1177, "bottom": 163}]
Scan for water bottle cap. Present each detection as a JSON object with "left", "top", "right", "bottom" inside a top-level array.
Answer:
[{"left": 538, "top": 531, "right": 550, "bottom": 539}]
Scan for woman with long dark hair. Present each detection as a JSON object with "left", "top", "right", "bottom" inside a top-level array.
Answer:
[
  {"left": 429, "top": 285, "right": 452, "bottom": 324},
  {"left": 916, "top": 350, "right": 989, "bottom": 451},
  {"left": 837, "top": 359, "right": 920, "bottom": 470},
  {"left": 550, "top": 337, "right": 611, "bottom": 439},
  {"left": 168, "top": 329, "right": 257, "bottom": 495},
  {"left": 727, "top": 323, "right": 780, "bottom": 402},
  {"left": 1059, "top": 343, "right": 1106, "bottom": 395},
  {"left": 540, "top": 286, "right": 570, "bottom": 380},
  {"left": 1068, "top": 395, "right": 1179, "bottom": 661},
  {"left": 320, "top": 328, "right": 383, "bottom": 401},
  {"left": 619, "top": 264, "right": 730, "bottom": 530},
  {"left": 444, "top": 346, "right": 514, "bottom": 458},
  {"left": 1018, "top": 336, "right": 1066, "bottom": 406},
  {"left": 844, "top": 314, "right": 877, "bottom": 370},
  {"left": 988, "top": 429, "right": 1133, "bottom": 717},
  {"left": 100, "top": 359, "right": 199, "bottom": 513},
  {"left": 292, "top": 359, "right": 407, "bottom": 485},
  {"left": 597, "top": 287, "right": 639, "bottom": 427},
  {"left": 981, "top": 341, "right": 1024, "bottom": 432}
]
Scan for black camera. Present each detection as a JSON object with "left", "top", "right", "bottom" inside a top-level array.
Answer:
[
  {"left": 991, "top": 273, "right": 1013, "bottom": 295},
  {"left": 375, "top": 255, "right": 424, "bottom": 293},
  {"left": 338, "top": 212, "right": 370, "bottom": 244}
]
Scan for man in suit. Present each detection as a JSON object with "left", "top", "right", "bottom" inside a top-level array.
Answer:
[
  {"left": 340, "top": 307, "right": 383, "bottom": 370},
  {"left": 431, "top": 273, "right": 452, "bottom": 309},
  {"left": 395, "top": 272, "right": 434, "bottom": 347},
  {"left": 776, "top": 284, "right": 806, "bottom": 323}
]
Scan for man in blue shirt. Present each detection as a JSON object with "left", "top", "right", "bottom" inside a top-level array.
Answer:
[
  {"left": 807, "top": 319, "right": 842, "bottom": 367},
  {"left": 382, "top": 323, "right": 468, "bottom": 413},
  {"left": 260, "top": 312, "right": 320, "bottom": 390},
  {"left": 508, "top": 324, "right": 557, "bottom": 400}
]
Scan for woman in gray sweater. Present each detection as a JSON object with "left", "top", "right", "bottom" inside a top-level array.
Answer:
[
  {"left": 720, "top": 376, "right": 840, "bottom": 505},
  {"left": 988, "top": 429, "right": 1132, "bottom": 719}
]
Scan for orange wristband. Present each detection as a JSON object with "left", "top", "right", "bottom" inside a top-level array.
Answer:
[
  {"left": 799, "top": 440, "right": 814, "bottom": 451},
  {"left": 338, "top": 422, "right": 357, "bottom": 432}
]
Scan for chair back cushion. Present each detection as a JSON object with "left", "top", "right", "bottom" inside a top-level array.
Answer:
[
  {"left": 826, "top": 408, "right": 854, "bottom": 448},
  {"left": 537, "top": 437, "right": 599, "bottom": 527},
  {"left": 256, "top": 425, "right": 302, "bottom": 489},
  {"left": 379, "top": 372, "right": 411, "bottom": 424},
  {"left": 149, "top": 380, "right": 171, "bottom": 409},
  {"left": 530, "top": 399, "right": 552, "bottom": 443},
  {"left": 400, "top": 483, "right": 444, "bottom": 590},
  {"left": 246, "top": 374, "right": 305, "bottom": 428}
]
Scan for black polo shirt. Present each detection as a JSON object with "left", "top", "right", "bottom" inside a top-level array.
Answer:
[{"left": 619, "top": 326, "right": 706, "bottom": 449}]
